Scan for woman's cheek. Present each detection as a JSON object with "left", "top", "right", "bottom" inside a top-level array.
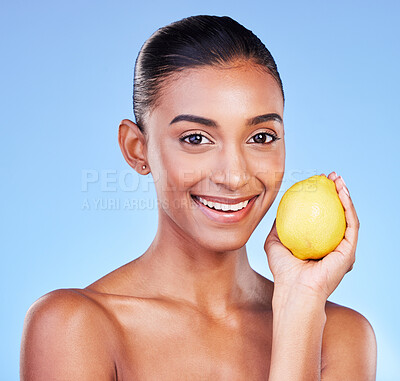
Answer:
[
  {"left": 269, "top": 149, "right": 285, "bottom": 194},
  {"left": 155, "top": 151, "right": 198, "bottom": 196},
  {"left": 252, "top": 147, "right": 284, "bottom": 177}
]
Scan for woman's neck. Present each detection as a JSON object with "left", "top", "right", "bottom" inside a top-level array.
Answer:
[{"left": 134, "top": 216, "right": 267, "bottom": 318}]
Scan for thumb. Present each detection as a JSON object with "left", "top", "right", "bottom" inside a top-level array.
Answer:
[
  {"left": 264, "top": 219, "right": 294, "bottom": 261},
  {"left": 264, "top": 218, "right": 282, "bottom": 255}
]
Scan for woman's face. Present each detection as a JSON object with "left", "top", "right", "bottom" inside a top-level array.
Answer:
[{"left": 144, "top": 61, "right": 285, "bottom": 252}]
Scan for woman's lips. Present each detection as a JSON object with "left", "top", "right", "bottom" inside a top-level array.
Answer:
[{"left": 191, "top": 194, "right": 259, "bottom": 224}]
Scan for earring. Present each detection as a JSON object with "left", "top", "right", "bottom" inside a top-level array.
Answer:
[{"left": 142, "top": 165, "right": 147, "bottom": 170}]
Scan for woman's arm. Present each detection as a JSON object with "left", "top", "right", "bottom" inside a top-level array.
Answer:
[
  {"left": 265, "top": 173, "right": 376, "bottom": 380},
  {"left": 268, "top": 287, "right": 327, "bottom": 380},
  {"left": 20, "top": 289, "right": 116, "bottom": 381}
]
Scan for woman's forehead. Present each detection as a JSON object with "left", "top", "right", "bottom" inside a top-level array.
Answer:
[{"left": 155, "top": 63, "right": 284, "bottom": 114}]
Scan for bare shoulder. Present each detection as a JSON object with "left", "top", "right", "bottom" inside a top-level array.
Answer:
[
  {"left": 21, "top": 288, "right": 117, "bottom": 380},
  {"left": 321, "top": 301, "right": 377, "bottom": 380}
]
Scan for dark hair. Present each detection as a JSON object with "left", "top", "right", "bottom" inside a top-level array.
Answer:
[{"left": 133, "top": 15, "right": 284, "bottom": 132}]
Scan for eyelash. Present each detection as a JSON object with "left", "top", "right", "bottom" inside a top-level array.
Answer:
[{"left": 179, "top": 131, "right": 281, "bottom": 145}]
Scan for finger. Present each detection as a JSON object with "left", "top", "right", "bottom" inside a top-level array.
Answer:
[
  {"left": 265, "top": 219, "right": 280, "bottom": 247},
  {"left": 264, "top": 219, "right": 297, "bottom": 263},
  {"left": 333, "top": 175, "right": 346, "bottom": 196},
  {"left": 264, "top": 219, "right": 281, "bottom": 260},
  {"left": 335, "top": 176, "right": 359, "bottom": 229},
  {"left": 340, "top": 197, "right": 359, "bottom": 245},
  {"left": 334, "top": 179, "right": 359, "bottom": 261},
  {"left": 346, "top": 263, "right": 354, "bottom": 273},
  {"left": 328, "top": 171, "right": 339, "bottom": 181},
  {"left": 264, "top": 219, "right": 290, "bottom": 255}
]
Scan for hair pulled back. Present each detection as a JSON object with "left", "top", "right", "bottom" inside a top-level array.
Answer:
[{"left": 133, "top": 15, "right": 284, "bottom": 132}]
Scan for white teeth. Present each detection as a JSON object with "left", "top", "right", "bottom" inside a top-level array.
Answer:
[
  {"left": 231, "top": 204, "right": 239, "bottom": 211},
  {"left": 197, "top": 196, "right": 251, "bottom": 211}
]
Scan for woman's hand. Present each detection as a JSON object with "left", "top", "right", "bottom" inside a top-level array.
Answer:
[{"left": 264, "top": 172, "right": 360, "bottom": 301}]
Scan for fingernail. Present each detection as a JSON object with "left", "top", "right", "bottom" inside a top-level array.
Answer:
[{"left": 339, "top": 175, "right": 346, "bottom": 187}]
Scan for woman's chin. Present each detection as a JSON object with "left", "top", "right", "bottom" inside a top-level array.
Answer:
[{"left": 192, "top": 233, "right": 250, "bottom": 253}]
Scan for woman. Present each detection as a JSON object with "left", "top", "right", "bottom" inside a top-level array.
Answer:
[{"left": 20, "top": 15, "right": 377, "bottom": 380}]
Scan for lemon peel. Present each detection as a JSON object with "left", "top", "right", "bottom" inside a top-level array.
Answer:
[{"left": 276, "top": 175, "right": 346, "bottom": 260}]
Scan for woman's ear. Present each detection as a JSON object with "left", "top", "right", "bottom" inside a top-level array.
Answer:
[{"left": 118, "top": 119, "right": 150, "bottom": 174}]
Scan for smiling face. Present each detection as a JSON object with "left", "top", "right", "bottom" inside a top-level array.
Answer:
[{"left": 144, "top": 61, "right": 285, "bottom": 252}]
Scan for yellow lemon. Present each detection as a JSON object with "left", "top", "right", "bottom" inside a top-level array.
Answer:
[{"left": 276, "top": 175, "right": 346, "bottom": 260}]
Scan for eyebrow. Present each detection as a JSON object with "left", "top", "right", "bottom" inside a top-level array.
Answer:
[{"left": 169, "top": 113, "right": 283, "bottom": 127}]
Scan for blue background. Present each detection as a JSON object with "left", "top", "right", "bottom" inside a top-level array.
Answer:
[{"left": 1, "top": 1, "right": 399, "bottom": 380}]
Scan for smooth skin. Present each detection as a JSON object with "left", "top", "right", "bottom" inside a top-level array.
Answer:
[{"left": 20, "top": 61, "right": 377, "bottom": 380}]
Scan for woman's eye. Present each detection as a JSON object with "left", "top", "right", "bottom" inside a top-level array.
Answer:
[
  {"left": 248, "top": 132, "right": 278, "bottom": 144},
  {"left": 180, "top": 133, "right": 212, "bottom": 145}
]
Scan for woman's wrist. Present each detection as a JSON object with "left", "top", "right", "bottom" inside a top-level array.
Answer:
[{"left": 271, "top": 282, "right": 327, "bottom": 324}]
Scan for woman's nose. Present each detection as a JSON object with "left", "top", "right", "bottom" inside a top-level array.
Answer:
[{"left": 210, "top": 145, "right": 250, "bottom": 191}]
